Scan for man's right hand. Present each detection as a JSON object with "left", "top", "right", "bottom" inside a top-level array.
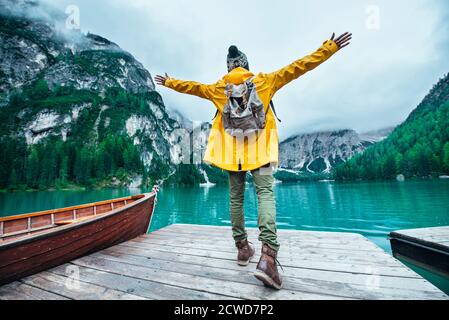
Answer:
[{"left": 155, "top": 73, "right": 170, "bottom": 86}]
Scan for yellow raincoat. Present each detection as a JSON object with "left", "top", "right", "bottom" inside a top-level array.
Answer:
[{"left": 165, "top": 40, "right": 339, "bottom": 172}]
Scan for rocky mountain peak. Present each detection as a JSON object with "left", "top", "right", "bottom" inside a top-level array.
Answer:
[
  {"left": 279, "top": 128, "right": 393, "bottom": 173},
  {"left": 0, "top": 1, "right": 189, "bottom": 188}
]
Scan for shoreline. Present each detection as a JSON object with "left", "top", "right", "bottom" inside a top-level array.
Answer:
[{"left": 1, "top": 175, "right": 448, "bottom": 193}]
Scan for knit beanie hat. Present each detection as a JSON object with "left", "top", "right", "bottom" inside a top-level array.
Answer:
[{"left": 227, "top": 45, "right": 249, "bottom": 72}]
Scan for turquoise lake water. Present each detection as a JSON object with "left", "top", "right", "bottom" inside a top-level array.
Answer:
[{"left": 1, "top": 179, "right": 448, "bottom": 294}]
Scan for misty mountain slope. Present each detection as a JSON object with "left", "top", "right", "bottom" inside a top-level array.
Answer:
[
  {"left": 165, "top": 108, "right": 228, "bottom": 185},
  {"left": 359, "top": 127, "right": 395, "bottom": 144},
  {"left": 279, "top": 128, "right": 392, "bottom": 174},
  {"left": 0, "top": 1, "right": 209, "bottom": 189},
  {"left": 335, "top": 73, "right": 449, "bottom": 180},
  {"left": 410, "top": 73, "right": 449, "bottom": 118}
]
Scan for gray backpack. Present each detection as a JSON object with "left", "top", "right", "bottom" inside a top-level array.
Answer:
[{"left": 221, "top": 77, "right": 281, "bottom": 136}]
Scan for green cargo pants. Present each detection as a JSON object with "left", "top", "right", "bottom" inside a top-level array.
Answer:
[{"left": 228, "top": 166, "right": 280, "bottom": 252}]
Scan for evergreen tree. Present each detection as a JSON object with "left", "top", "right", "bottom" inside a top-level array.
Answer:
[
  {"left": 8, "top": 168, "right": 18, "bottom": 187},
  {"left": 443, "top": 142, "right": 449, "bottom": 172},
  {"left": 26, "top": 148, "right": 40, "bottom": 188},
  {"left": 335, "top": 99, "right": 449, "bottom": 180},
  {"left": 29, "top": 79, "right": 51, "bottom": 100},
  {"left": 94, "top": 146, "right": 106, "bottom": 179},
  {"left": 74, "top": 146, "right": 92, "bottom": 184},
  {"left": 59, "top": 155, "right": 69, "bottom": 184}
]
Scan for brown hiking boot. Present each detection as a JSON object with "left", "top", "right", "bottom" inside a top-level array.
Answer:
[
  {"left": 236, "top": 239, "right": 255, "bottom": 266},
  {"left": 254, "top": 244, "right": 283, "bottom": 290}
]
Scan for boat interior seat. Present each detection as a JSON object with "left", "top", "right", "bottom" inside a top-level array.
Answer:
[{"left": 55, "top": 215, "right": 98, "bottom": 226}]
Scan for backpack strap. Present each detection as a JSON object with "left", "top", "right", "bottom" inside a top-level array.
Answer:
[
  {"left": 269, "top": 100, "right": 282, "bottom": 122},
  {"left": 212, "top": 109, "right": 219, "bottom": 121}
]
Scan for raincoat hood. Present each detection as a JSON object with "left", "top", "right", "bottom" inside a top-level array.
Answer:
[{"left": 222, "top": 67, "right": 254, "bottom": 85}]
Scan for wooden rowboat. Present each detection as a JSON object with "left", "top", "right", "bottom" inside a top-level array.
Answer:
[
  {"left": 390, "top": 227, "right": 449, "bottom": 279},
  {"left": 0, "top": 190, "right": 158, "bottom": 285}
]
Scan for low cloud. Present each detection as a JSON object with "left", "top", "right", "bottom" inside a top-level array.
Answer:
[{"left": 16, "top": 0, "right": 449, "bottom": 138}]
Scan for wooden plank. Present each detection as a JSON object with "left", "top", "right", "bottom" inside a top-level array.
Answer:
[
  {"left": 20, "top": 271, "right": 146, "bottom": 300},
  {"left": 166, "top": 224, "right": 365, "bottom": 239},
  {"left": 395, "top": 227, "right": 449, "bottom": 237},
  {"left": 116, "top": 242, "right": 415, "bottom": 278},
  {"left": 133, "top": 233, "right": 389, "bottom": 257},
  {"left": 121, "top": 239, "right": 406, "bottom": 269},
  {"left": 396, "top": 233, "right": 449, "bottom": 242},
  {"left": 103, "top": 245, "right": 426, "bottom": 289},
  {"left": 55, "top": 215, "right": 105, "bottom": 226},
  {"left": 93, "top": 249, "right": 446, "bottom": 300},
  {"left": 152, "top": 229, "right": 384, "bottom": 251},
  {"left": 412, "top": 237, "right": 449, "bottom": 243},
  {"left": 149, "top": 232, "right": 385, "bottom": 254},
  {"left": 48, "top": 264, "right": 239, "bottom": 300},
  {"left": 116, "top": 245, "right": 429, "bottom": 288},
  {"left": 1, "top": 225, "right": 55, "bottom": 240},
  {"left": 72, "top": 255, "right": 351, "bottom": 300},
  {"left": 129, "top": 239, "right": 402, "bottom": 269},
  {"left": 158, "top": 227, "right": 383, "bottom": 249},
  {"left": 0, "top": 281, "right": 69, "bottom": 300},
  {"left": 167, "top": 224, "right": 367, "bottom": 241},
  {"left": 151, "top": 229, "right": 385, "bottom": 252}
]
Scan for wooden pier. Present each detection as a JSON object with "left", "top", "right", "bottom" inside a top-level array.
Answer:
[
  {"left": 390, "top": 226, "right": 449, "bottom": 279},
  {"left": 0, "top": 224, "right": 447, "bottom": 300}
]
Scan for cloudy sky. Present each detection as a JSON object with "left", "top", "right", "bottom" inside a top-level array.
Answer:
[{"left": 40, "top": 0, "right": 449, "bottom": 139}]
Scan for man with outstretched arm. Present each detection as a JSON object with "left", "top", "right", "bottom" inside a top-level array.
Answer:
[{"left": 155, "top": 32, "right": 352, "bottom": 290}]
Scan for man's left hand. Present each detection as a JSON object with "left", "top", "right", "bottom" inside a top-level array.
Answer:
[{"left": 331, "top": 32, "right": 352, "bottom": 50}]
